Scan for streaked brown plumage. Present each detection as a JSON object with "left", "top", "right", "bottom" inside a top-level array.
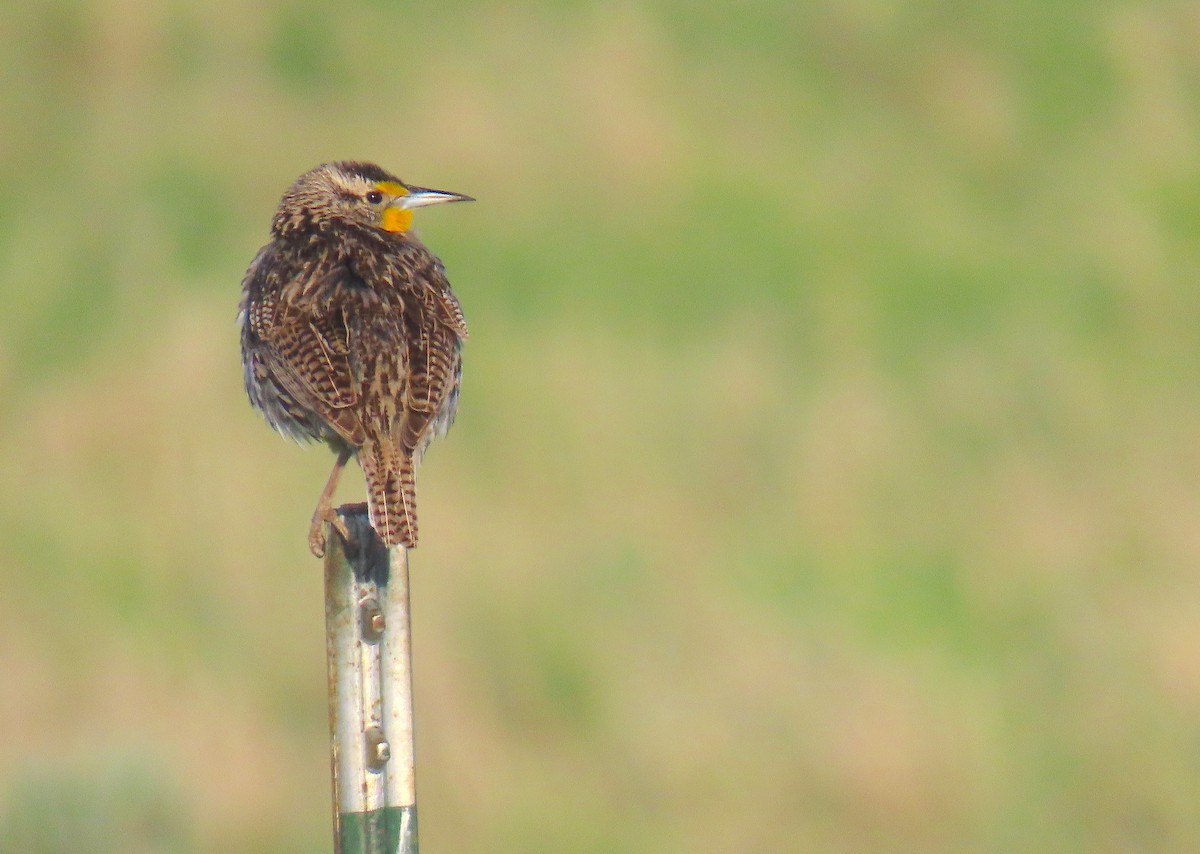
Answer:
[{"left": 239, "top": 161, "right": 472, "bottom": 555}]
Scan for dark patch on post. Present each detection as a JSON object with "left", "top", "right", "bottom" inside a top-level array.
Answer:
[{"left": 336, "top": 503, "right": 390, "bottom": 584}]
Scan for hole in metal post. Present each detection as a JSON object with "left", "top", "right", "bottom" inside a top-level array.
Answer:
[
  {"left": 361, "top": 599, "right": 385, "bottom": 642},
  {"left": 365, "top": 725, "right": 391, "bottom": 770}
]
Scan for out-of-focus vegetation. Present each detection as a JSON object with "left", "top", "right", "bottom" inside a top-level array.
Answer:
[{"left": 3, "top": 1, "right": 1200, "bottom": 851}]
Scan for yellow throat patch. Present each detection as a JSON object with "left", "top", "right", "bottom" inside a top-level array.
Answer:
[
  {"left": 381, "top": 207, "right": 413, "bottom": 233},
  {"left": 377, "top": 182, "right": 412, "bottom": 233}
]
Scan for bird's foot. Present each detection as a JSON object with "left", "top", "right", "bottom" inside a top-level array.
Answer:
[{"left": 309, "top": 502, "right": 351, "bottom": 558}]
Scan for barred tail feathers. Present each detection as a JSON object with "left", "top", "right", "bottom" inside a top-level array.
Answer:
[{"left": 359, "top": 442, "right": 419, "bottom": 548}]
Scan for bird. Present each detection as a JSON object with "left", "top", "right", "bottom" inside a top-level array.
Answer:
[{"left": 239, "top": 161, "right": 472, "bottom": 556}]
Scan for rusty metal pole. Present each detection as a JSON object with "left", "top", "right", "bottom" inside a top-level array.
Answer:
[{"left": 325, "top": 507, "right": 418, "bottom": 853}]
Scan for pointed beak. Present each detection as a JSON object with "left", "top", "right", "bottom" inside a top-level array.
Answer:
[{"left": 394, "top": 186, "right": 475, "bottom": 210}]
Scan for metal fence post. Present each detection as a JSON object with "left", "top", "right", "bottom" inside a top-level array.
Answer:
[{"left": 325, "top": 507, "right": 418, "bottom": 853}]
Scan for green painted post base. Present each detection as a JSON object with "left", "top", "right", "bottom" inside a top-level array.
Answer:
[{"left": 338, "top": 806, "right": 418, "bottom": 854}]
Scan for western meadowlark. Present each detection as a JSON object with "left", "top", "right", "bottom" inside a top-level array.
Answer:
[{"left": 239, "top": 161, "right": 472, "bottom": 556}]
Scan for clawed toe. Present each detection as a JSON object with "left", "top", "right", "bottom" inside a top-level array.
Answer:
[{"left": 309, "top": 504, "right": 351, "bottom": 558}]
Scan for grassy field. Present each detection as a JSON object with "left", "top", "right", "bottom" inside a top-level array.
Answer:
[{"left": 3, "top": 1, "right": 1200, "bottom": 851}]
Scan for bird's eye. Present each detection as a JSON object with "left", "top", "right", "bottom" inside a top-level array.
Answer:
[{"left": 366, "top": 191, "right": 384, "bottom": 205}]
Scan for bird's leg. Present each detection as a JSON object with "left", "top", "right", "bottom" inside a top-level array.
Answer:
[{"left": 309, "top": 447, "right": 354, "bottom": 557}]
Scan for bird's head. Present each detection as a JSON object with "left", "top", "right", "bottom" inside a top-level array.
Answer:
[{"left": 271, "top": 161, "right": 473, "bottom": 238}]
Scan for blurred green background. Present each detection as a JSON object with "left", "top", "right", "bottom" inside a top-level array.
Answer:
[{"left": 3, "top": 1, "right": 1200, "bottom": 851}]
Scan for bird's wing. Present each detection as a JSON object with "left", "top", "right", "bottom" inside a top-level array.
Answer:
[
  {"left": 248, "top": 253, "right": 367, "bottom": 445},
  {"left": 429, "top": 258, "right": 469, "bottom": 340},
  {"left": 384, "top": 313, "right": 460, "bottom": 463},
  {"left": 405, "top": 250, "right": 468, "bottom": 340}
]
